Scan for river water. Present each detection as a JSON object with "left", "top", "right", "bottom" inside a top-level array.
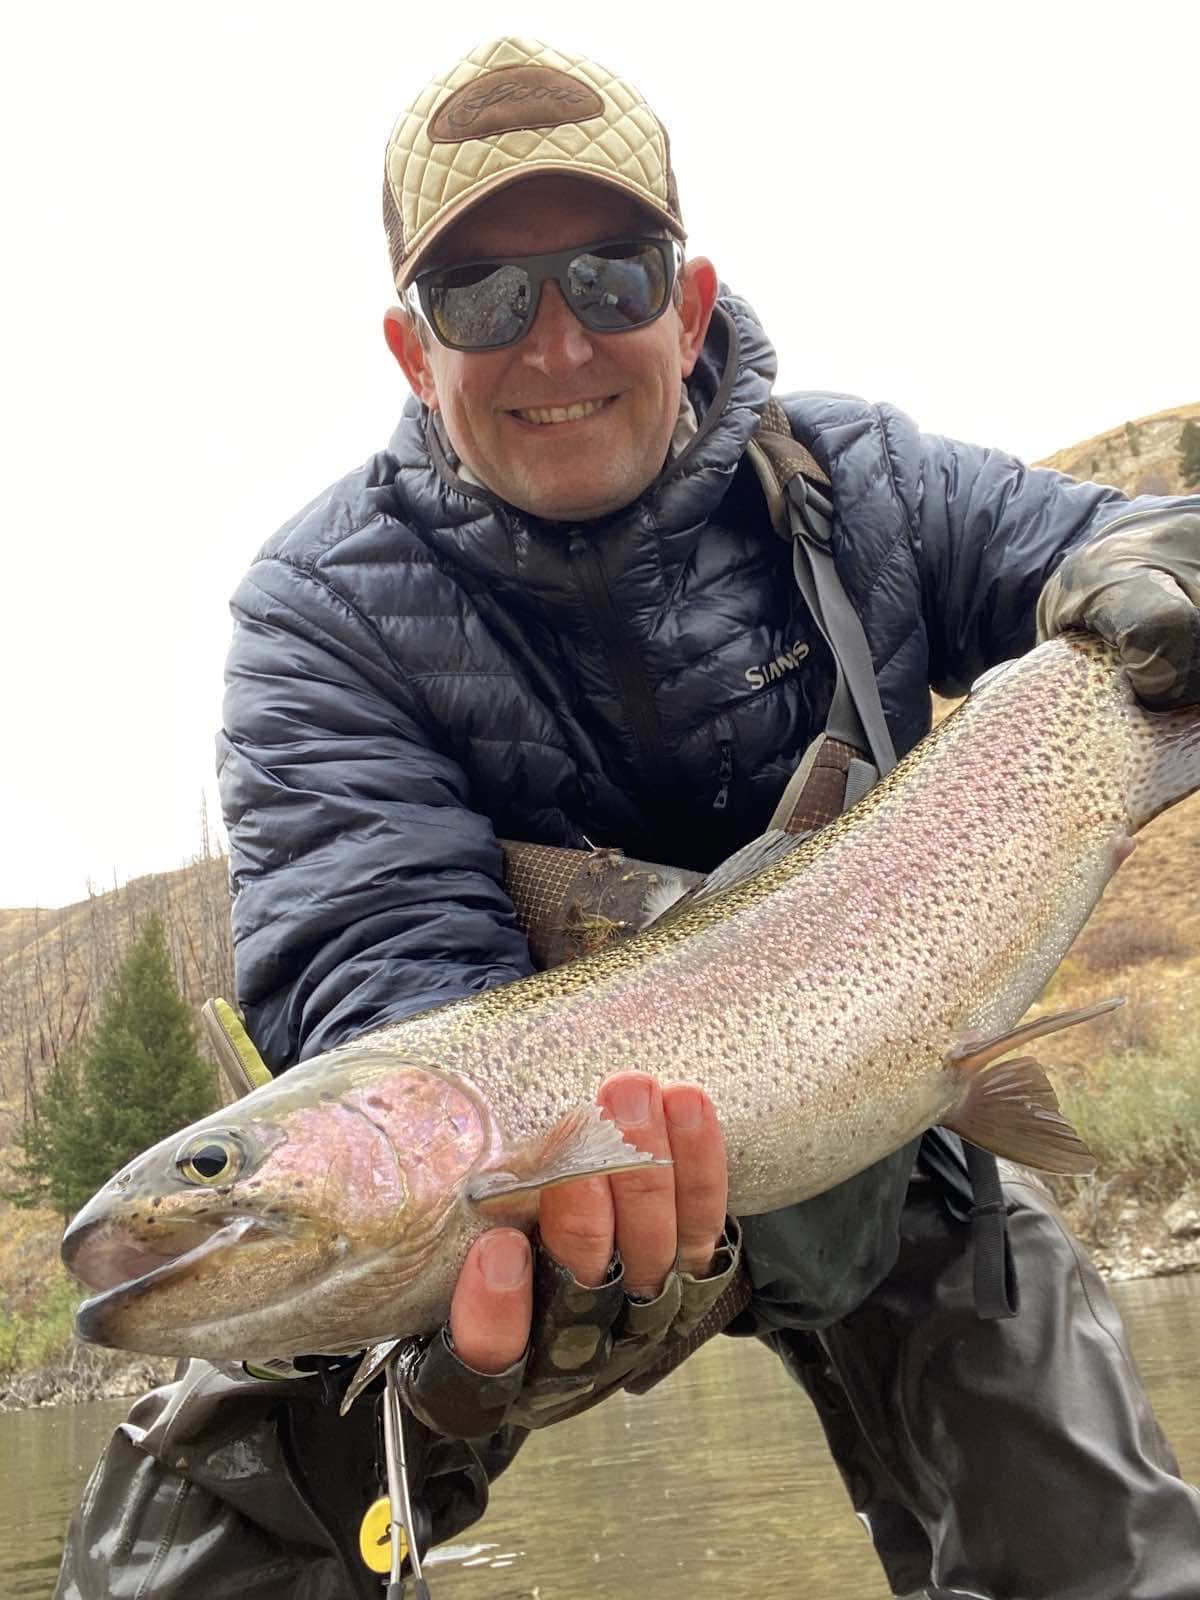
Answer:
[{"left": 5, "top": 1274, "right": 1198, "bottom": 1599}]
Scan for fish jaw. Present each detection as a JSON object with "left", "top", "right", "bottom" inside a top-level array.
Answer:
[{"left": 69, "top": 1214, "right": 308, "bottom": 1354}]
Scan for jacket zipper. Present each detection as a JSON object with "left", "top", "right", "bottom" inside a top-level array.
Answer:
[
  {"left": 713, "top": 738, "right": 734, "bottom": 811},
  {"left": 567, "top": 530, "right": 672, "bottom": 783}
]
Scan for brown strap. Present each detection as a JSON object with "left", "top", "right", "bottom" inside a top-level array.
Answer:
[
  {"left": 499, "top": 841, "right": 702, "bottom": 966},
  {"left": 756, "top": 396, "right": 831, "bottom": 490},
  {"left": 770, "top": 734, "right": 863, "bottom": 836}
]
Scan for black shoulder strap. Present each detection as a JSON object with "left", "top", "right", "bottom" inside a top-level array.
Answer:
[{"left": 746, "top": 400, "right": 897, "bottom": 817}]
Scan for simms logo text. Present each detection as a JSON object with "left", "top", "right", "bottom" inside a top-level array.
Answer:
[{"left": 745, "top": 639, "right": 810, "bottom": 690}]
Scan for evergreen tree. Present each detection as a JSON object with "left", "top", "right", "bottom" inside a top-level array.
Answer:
[
  {"left": 5, "top": 1049, "right": 94, "bottom": 1218},
  {"left": 1179, "top": 420, "right": 1200, "bottom": 488},
  {"left": 6, "top": 916, "right": 217, "bottom": 1218}
]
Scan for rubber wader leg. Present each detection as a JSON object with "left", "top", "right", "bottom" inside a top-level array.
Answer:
[{"left": 766, "top": 1164, "right": 1200, "bottom": 1600}]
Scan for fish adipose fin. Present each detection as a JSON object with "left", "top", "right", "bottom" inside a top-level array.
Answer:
[
  {"left": 467, "top": 1105, "right": 668, "bottom": 1222},
  {"left": 944, "top": 999, "right": 1122, "bottom": 1173}
]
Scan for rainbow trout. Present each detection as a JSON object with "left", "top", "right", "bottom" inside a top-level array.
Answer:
[{"left": 62, "top": 636, "right": 1200, "bottom": 1363}]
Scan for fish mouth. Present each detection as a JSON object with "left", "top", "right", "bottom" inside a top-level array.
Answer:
[{"left": 67, "top": 1214, "right": 282, "bottom": 1346}]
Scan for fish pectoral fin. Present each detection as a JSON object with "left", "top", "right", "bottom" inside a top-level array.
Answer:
[
  {"left": 942, "top": 1055, "right": 1096, "bottom": 1175},
  {"left": 467, "top": 1104, "right": 669, "bottom": 1219},
  {"left": 951, "top": 996, "right": 1123, "bottom": 1074}
]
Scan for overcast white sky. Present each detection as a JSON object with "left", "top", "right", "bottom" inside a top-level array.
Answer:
[{"left": 3, "top": 1, "right": 1197, "bottom": 909}]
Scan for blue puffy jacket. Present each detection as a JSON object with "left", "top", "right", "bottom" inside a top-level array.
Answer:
[{"left": 218, "top": 293, "right": 1139, "bottom": 1074}]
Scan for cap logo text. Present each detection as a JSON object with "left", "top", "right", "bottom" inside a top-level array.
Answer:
[{"left": 429, "top": 65, "right": 605, "bottom": 143}]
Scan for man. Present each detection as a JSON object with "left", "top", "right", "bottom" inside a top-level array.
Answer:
[{"left": 58, "top": 37, "right": 1200, "bottom": 1600}]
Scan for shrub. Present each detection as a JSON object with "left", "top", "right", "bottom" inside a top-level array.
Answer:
[
  {"left": 1060, "top": 1039, "right": 1200, "bottom": 1198},
  {"left": 1073, "top": 918, "right": 1192, "bottom": 977}
]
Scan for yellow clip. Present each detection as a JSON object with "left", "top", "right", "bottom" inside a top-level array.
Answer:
[
  {"left": 200, "top": 998, "right": 274, "bottom": 1096},
  {"left": 358, "top": 1496, "right": 407, "bottom": 1574}
]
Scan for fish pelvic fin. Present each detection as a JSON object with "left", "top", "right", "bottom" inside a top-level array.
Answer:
[
  {"left": 942, "top": 1056, "right": 1095, "bottom": 1175},
  {"left": 467, "top": 1104, "right": 669, "bottom": 1223}
]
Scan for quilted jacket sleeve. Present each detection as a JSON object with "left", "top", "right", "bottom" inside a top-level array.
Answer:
[
  {"left": 890, "top": 407, "right": 1187, "bottom": 698},
  {"left": 217, "top": 550, "right": 533, "bottom": 1071}
]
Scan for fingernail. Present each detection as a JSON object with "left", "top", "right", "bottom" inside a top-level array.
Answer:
[
  {"left": 606, "top": 1077, "right": 652, "bottom": 1126},
  {"left": 666, "top": 1087, "right": 703, "bottom": 1130},
  {"left": 479, "top": 1230, "right": 529, "bottom": 1290}
]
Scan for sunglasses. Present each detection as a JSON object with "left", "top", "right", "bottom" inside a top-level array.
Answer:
[{"left": 407, "top": 236, "right": 683, "bottom": 353}]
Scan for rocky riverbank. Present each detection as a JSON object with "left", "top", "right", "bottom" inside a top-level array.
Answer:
[
  {"left": 1061, "top": 1183, "right": 1200, "bottom": 1283},
  {"left": 0, "top": 1347, "right": 175, "bottom": 1411}
]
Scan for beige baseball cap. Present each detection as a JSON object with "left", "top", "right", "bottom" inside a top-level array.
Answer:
[{"left": 383, "top": 37, "right": 684, "bottom": 291}]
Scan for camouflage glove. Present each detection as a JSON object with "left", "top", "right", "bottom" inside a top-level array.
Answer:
[
  {"left": 400, "top": 1220, "right": 743, "bottom": 1435},
  {"left": 1036, "top": 508, "right": 1200, "bottom": 708}
]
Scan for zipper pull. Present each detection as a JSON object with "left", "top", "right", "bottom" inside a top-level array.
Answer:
[{"left": 713, "top": 740, "right": 734, "bottom": 811}]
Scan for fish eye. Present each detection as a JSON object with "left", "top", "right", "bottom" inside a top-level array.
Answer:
[{"left": 176, "top": 1133, "right": 245, "bottom": 1187}]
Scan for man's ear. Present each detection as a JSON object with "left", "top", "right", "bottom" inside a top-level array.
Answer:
[
  {"left": 383, "top": 306, "right": 440, "bottom": 410},
  {"left": 676, "top": 257, "right": 719, "bottom": 378}
]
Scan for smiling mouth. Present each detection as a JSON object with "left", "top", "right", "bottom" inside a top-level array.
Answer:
[{"left": 508, "top": 396, "right": 616, "bottom": 426}]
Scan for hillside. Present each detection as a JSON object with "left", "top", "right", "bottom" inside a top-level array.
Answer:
[
  {"left": 0, "top": 855, "right": 234, "bottom": 1148},
  {"left": 1035, "top": 400, "right": 1200, "bottom": 497}
]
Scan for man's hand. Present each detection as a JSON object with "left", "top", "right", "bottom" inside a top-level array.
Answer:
[
  {"left": 1037, "top": 509, "right": 1200, "bottom": 708},
  {"left": 450, "top": 1071, "right": 729, "bottom": 1374}
]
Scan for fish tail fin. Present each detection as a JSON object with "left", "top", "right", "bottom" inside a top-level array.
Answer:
[
  {"left": 943, "top": 1055, "right": 1096, "bottom": 1174},
  {"left": 1127, "top": 699, "right": 1200, "bottom": 832}
]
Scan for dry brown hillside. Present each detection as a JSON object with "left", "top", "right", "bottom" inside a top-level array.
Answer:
[{"left": 1035, "top": 400, "right": 1200, "bottom": 497}]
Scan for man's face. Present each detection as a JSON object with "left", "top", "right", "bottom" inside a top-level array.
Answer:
[{"left": 386, "top": 178, "right": 718, "bottom": 522}]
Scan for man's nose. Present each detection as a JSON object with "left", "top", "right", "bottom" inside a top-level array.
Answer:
[{"left": 519, "top": 280, "right": 594, "bottom": 378}]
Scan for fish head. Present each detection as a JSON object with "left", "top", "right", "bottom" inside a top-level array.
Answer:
[{"left": 61, "top": 1050, "right": 501, "bottom": 1361}]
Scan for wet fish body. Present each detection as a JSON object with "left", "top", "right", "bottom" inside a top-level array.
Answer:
[{"left": 63, "top": 637, "right": 1200, "bottom": 1361}]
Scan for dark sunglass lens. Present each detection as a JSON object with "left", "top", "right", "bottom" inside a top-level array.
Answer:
[
  {"left": 429, "top": 263, "right": 534, "bottom": 349},
  {"left": 566, "top": 244, "right": 669, "bottom": 331}
]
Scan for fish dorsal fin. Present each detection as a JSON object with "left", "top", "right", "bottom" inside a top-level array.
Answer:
[
  {"left": 467, "top": 1104, "right": 668, "bottom": 1223},
  {"left": 646, "top": 828, "right": 812, "bottom": 927},
  {"left": 969, "top": 657, "right": 1020, "bottom": 696}
]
